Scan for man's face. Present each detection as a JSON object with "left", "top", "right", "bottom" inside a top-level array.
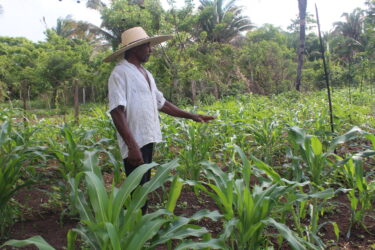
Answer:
[{"left": 133, "top": 42, "right": 152, "bottom": 63}]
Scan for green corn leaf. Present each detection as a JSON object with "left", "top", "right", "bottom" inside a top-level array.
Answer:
[
  {"left": 311, "top": 136, "right": 322, "bottom": 155},
  {"left": 332, "top": 222, "right": 340, "bottom": 241},
  {"left": 72, "top": 228, "right": 100, "bottom": 250},
  {"left": 250, "top": 155, "right": 281, "bottom": 182},
  {"left": 85, "top": 172, "right": 109, "bottom": 221},
  {"left": 264, "top": 218, "right": 308, "bottom": 250},
  {"left": 189, "top": 209, "right": 222, "bottom": 221},
  {"left": 126, "top": 218, "right": 167, "bottom": 250},
  {"left": 68, "top": 173, "right": 95, "bottom": 222},
  {"left": 83, "top": 151, "right": 101, "bottom": 177},
  {"left": 112, "top": 162, "right": 157, "bottom": 221},
  {"left": 105, "top": 222, "right": 121, "bottom": 250},
  {"left": 307, "top": 188, "right": 334, "bottom": 199},
  {"left": 66, "top": 229, "right": 77, "bottom": 250},
  {"left": 166, "top": 175, "right": 183, "bottom": 213},
  {"left": 128, "top": 159, "right": 179, "bottom": 214},
  {"left": 234, "top": 145, "right": 252, "bottom": 184},
  {"left": 202, "top": 162, "right": 229, "bottom": 189},
  {"left": 365, "top": 134, "right": 375, "bottom": 149},
  {"left": 329, "top": 126, "right": 364, "bottom": 152},
  {"left": 151, "top": 218, "right": 208, "bottom": 247},
  {"left": 1, "top": 236, "right": 55, "bottom": 250},
  {"left": 288, "top": 127, "right": 307, "bottom": 147},
  {"left": 174, "top": 238, "right": 225, "bottom": 250}
]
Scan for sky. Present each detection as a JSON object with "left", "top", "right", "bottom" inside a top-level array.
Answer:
[{"left": 0, "top": 0, "right": 366, "bottom": 42}]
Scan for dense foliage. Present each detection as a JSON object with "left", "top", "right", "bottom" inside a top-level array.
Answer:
[{"left": 0, "top": 0, "right": 374, "bottom": 107}]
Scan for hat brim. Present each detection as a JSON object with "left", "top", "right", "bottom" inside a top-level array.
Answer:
[{"left": 103, "top": 35, "right": 173, "bottom": 62}]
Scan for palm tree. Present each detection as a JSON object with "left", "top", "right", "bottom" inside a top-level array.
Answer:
[
  {"left": 295, "top": 0, "right": 307, "bottom": 91},
  {"left": 51, "top": 15, "right": 112, "bottom": 52},
  {"left": 333, "top": 8, "right": 365, "bottom": 63},
  {"left": 197, "top": 0, "right": 253, "bottom": 43},
  {"left": 333, "top": 8, "right": 365, "bottom": 101},
  {"left": 334, "top": 8, "right": 364, "bottom": 43}
]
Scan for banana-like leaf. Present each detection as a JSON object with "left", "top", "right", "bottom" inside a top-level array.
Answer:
[{"left": 1, "top": 236, "right": 55, "bottom": 250}]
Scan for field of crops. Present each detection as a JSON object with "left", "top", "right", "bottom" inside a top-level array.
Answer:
[{"left": 1, "top": 88, "right": 374, "bottom": 249}]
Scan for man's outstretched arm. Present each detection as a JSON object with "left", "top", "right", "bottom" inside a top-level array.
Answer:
[{"left": 160, "top": 101, "right": 215, "bottom": 122}]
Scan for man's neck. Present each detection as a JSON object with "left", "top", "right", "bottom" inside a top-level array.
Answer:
[{"left": 126, "top": 56, "right": 142, "bottom": 68}]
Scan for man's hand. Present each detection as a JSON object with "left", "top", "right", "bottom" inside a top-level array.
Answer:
[
  {"left": 191, "top": 114, "right": 215, "bottom": 123},
  {"left": 127, "top": 147, "right": 144, "bottom": 166}
]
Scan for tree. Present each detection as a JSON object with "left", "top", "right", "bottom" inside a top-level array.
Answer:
[
  {"left": 98, "top": 0, "right": 165, "bottom": 50},
  {"left": 295, "top": 0, "right": 307, "bottom": 91},
  {"left": 334, "top": 8, "right": 364, "bottom": 43},
  {"left": 0, "top": 37, "right": 39, "bottom": 106},
  {"left": 240, "top": 30, "right": 296, "bottom": 94},
  {"left": 197, "top": 0, "right": 253, "bottom": 42}
]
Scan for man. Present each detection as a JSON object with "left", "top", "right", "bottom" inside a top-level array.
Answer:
[{"left": 104, "top": 27, "right": 214, "bottom": 213}]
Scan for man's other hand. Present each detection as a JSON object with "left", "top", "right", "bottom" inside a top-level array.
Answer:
[{"left": 128, "top": 147, "right": 144, "bottom": 166}]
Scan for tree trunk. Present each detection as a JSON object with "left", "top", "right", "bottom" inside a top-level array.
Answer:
[
  {"left": 21, "top": 81, "right": 29, "bottom": 110},
  {"left": 191, "top": 80, "right": 196, "bottom": 105},
  {"left": 82, "top": 87, "right": 86, "bottom": 105},
  {"left": 172, "top": 78, "right": 179, "bottom": 102},
  {"left": 74, "top": 79, "right": 79, "bottom": 124},
  {"left": 295, "top": 0, "right": 307, "bottom": 91},
  {"left": 213, "top": 83, "right": 219, "bottom": 99},
  {"left": 91, "top": 85, "right": 96, "bottom": 102},
  {"left": 51, "top": 85, "right": 58, "bottom": 109}
]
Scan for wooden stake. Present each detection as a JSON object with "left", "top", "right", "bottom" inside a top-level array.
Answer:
[{"left": 315, "top": 4, "right": 335, "bottom": 134}]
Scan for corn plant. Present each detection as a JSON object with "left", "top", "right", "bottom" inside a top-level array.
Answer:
[
  {"left": 193, "top": 155, "right": 315, "bottom": 249},
  {"left": 0, "top": 121, "right": 46, "bottom": 239},
  {"left": 178, "top": 123, "right": 214, "bottom": 181},
  {"left": 248, "top": 118, "right": 283, "bottom": 164},
  {"left": 68, "top": 151, "right": 223, "bottom": 250},
  {"left": 48, "top": 125, "right": 122, "bottom": 203},
  {"left": 335, "top": 150, "right": 375, "bottom": 238}
]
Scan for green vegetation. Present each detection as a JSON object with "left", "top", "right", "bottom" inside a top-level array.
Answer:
[
  {"left": 0, "top": 0, "right": 374, "bottom": 248},
  {"left": 1, "top": 0, "right": 374, "bottom": 107},
  {"left": 0, "top": 88, "right": 374, "bottom": 249}
]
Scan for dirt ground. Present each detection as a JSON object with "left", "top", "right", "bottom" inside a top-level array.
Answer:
[{"left": 1, "top": 181, "right": 374, "bottom": 250}]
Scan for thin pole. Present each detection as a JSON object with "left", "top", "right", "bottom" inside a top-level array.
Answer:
[{"left": 315, "top": 4, "right": 334, "bottom": 134}]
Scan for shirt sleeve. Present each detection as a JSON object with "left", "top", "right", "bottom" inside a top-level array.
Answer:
[
  {"left": 156, "top": 89, "right": 166, "bottom": 110},
  {"left": 108, "top": 71, "right": 127, "bottom": 112}
]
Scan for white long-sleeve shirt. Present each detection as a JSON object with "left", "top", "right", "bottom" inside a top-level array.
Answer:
[{"left": 108, "top": 59, "right": 166, "bottom": 159}]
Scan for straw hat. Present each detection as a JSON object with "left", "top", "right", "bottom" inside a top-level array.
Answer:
[{"left": 103, "top": 27, "right": 172, "bottom": 62}]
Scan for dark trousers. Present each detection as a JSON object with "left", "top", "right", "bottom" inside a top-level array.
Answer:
[{"left": 123, "top": 143, "right": 154, "bottom": 213}]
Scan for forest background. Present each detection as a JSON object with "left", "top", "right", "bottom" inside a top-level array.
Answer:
[{"left": 0, "top": 0, "right": 374, "bottom": 110}]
